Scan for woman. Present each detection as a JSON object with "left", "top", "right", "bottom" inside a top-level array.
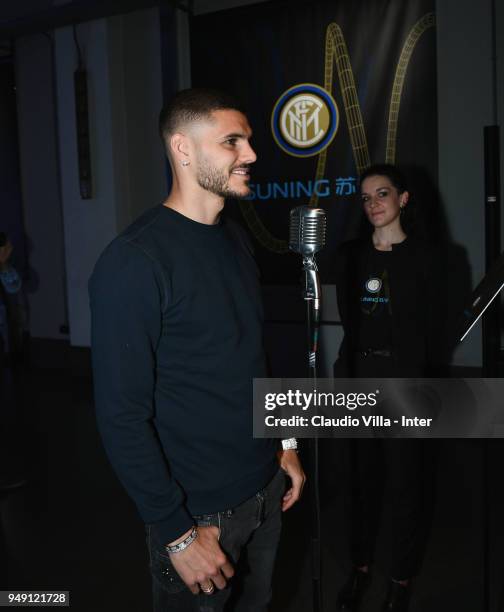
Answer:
[{"left": 334, "top": 164, "right": 437, "bottom": 612}]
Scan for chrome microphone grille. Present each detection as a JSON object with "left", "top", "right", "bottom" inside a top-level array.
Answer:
[{"left": 289, "top": 206, "right": 326, "bottom": 257}]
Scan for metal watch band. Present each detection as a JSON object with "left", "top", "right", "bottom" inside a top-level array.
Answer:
[
  {"left": 281, "top": 438, "right": 298, "bottom": 450},
  {"left": 165, "top": 526, "right": 198, "bottom": 554}
]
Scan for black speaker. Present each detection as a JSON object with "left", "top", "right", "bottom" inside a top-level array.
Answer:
[
  {"left": 74, "top": 69, "right": 92, "bottom": 199},
  {"left": 483, "top": 125, "right": 501, "bottom": 376}
]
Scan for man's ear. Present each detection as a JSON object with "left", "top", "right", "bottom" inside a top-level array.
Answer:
[{"left": 169, "top": 133, "right": 190, "bottom": 164}]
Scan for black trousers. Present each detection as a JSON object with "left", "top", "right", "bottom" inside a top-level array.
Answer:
[
  {"left": 347, "top": 438, "right": 425, "bottom": 580},
  {"left": 346, "top": 353, "right": 427, "bottom": 581}
]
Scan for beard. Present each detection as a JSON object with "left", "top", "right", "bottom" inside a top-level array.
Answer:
[{"left": 196, "top": 158, "right": 250, "bottom": 199}]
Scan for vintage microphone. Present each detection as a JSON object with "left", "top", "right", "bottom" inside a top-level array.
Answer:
[
  {"left": 289, "top": 206, "right": 326, "bottom": 318},
  {"left": 289, "top": 205, "right": 326, "bottom": 612}
]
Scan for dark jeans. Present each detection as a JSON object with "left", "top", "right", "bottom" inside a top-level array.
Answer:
[{"left": 147, "top": 469, "right": 285, "bottom": 612}]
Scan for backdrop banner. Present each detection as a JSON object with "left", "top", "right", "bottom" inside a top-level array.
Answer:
[{"left": 191, "top": 0, "right": 437, "bottom": 285}]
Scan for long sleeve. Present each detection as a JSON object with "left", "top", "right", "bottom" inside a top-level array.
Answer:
[{"left": 89, "top": 240, "right": 193, "bottom": 545}]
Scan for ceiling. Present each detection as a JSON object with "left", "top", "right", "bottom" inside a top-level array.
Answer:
[
  {"left": 0, "top": 0, "right": 274, "bottom": 50},
  {"left": 0, "top": 0, "right": 271, "bottom": 26}
]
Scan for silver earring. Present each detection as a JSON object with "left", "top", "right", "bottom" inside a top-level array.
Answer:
[{"left": 181, "top": 160, "right": 190, "bottom": 167}]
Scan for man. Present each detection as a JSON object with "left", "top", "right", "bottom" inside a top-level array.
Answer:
[
  {"left": 0, "top": 233, "right": 26, "bottom": 492},
  {"left": 89, "top": 88, "right": 305, "bottom": 612}
]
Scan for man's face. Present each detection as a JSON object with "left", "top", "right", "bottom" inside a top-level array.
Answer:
[{"left": 190, "top": 109, "right": 257, "bottom": 199}]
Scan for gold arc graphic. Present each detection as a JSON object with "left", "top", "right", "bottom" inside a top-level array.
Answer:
[
  {"left": 386, "top": 12, "right": 436, "bottom": 163},
  {"left": 240, "top": 12, "right": 435, "bottom": 252},
  {"left": 310, "top": 20, "right": 371, "bottom": 207}
]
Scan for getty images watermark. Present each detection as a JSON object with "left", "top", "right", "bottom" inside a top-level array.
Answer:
[
  {"left": 262, "top": 389, "right": 430, "bottom": 428},
  {"left": 253, "top": 378, "right": 504, "bottom": 438}
]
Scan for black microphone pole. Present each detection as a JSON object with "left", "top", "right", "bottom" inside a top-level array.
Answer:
[
  {"left": 304, "top": 257, "right": 322, "bottom": 612},
  {"left": 289, "top": 206, "right": 326, "bottom": 612}
]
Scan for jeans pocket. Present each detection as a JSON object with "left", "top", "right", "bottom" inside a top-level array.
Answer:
[
  {"left": 266, "top": 468, "right": 287, "bottom": 501},
  {"left": 147, "top": 525, "right": 187, "bottom": 594},
  {"left": 194, "top": 513, "right": 222, "bottom": 540}
]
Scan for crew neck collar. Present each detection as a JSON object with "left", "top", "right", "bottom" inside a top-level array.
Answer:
[
  {"left": 371, "top": 236, "right": 408, "bottom": 253},
  {"left": 160, "top": 205, "right": 224, "bottom": 233}
]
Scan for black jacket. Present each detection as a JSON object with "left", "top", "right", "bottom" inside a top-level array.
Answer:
[{"left": 334, "top": 236, "right": 443, "bottom": 377}]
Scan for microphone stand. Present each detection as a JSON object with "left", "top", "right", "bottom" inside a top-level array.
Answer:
[{"left": 302, "top": 254, "right": 323, "bottom": 612}]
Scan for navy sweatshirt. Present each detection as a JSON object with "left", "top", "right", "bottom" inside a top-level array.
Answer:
[{"left": 89, "top": 205, "right": 278, "bottom": 545}]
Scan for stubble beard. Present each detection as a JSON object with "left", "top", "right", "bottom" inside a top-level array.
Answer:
[{"left": 196, "top": 158, "right": 250, "bottom": 200}]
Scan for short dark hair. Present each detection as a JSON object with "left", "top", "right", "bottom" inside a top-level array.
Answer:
[
  {"left": 359, "top": 163, "right": 409, "bottom": 194},
  {"left": 159, "top": 88, "right": 244, "bottom": 142}
]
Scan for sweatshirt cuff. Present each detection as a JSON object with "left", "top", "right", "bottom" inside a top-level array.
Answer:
[{"left": 150, "top": 506, "right": 195, "bottom": 547}]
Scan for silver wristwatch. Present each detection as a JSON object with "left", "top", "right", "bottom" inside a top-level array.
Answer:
[{"left": 281, "top": 438, "right": 298, "bottom": 451}]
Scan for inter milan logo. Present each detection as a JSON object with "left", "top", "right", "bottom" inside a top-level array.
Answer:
[
  {"left": 366, "top": 278, "right": 382, "bottom": 293},
  {"left": 271, "top": 84, "right": 339, "bottom": 157}
]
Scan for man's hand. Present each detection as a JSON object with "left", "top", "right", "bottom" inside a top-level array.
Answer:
[
  {"left": 168, "top": 526, "right": 234, "bottom": 594},
  {"left": 278, "top": 449, "right": 306, "bottom": 511}
]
